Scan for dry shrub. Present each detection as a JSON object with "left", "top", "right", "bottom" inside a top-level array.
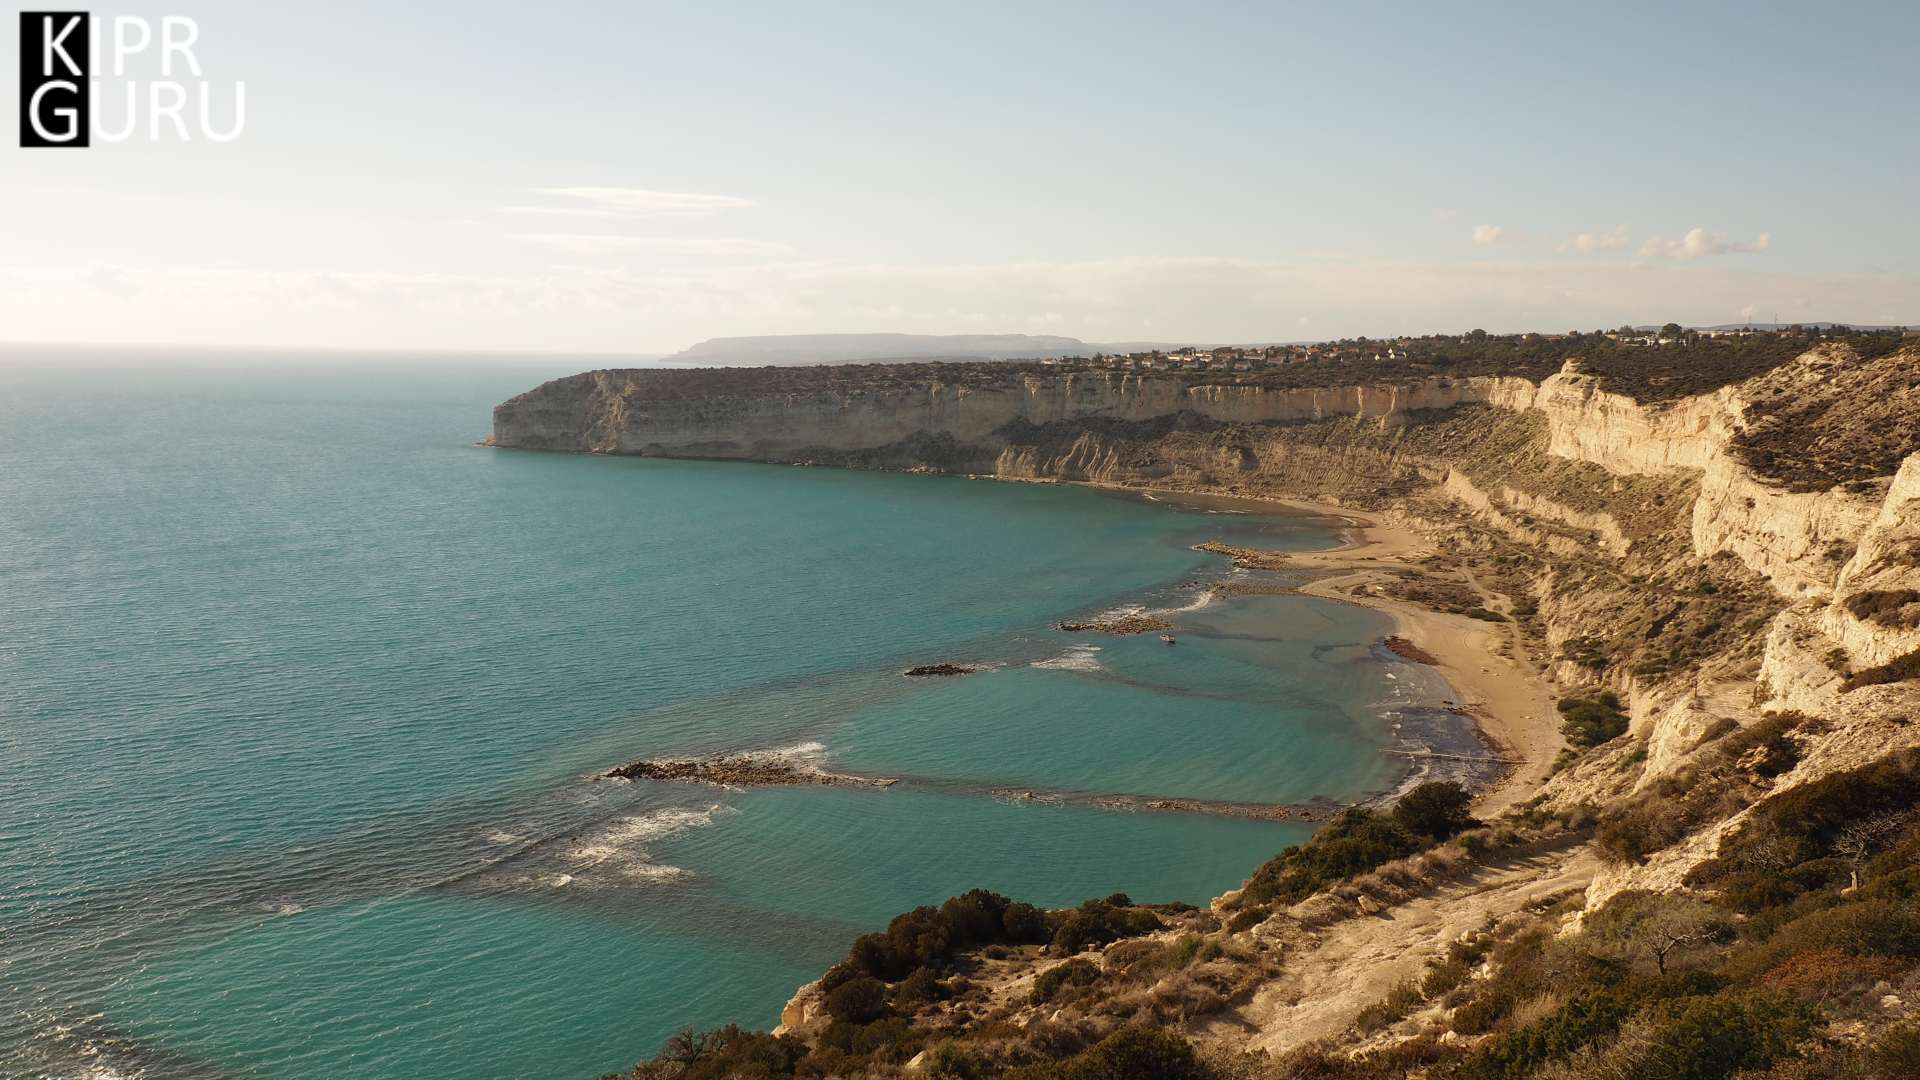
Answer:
[
  {"left": 1505, "top": 990, "right": 1566, "bottom": 1030},
  {"left": 1758, "top": 948, "right": 1906, "bottom": 1003},
  {"left": 1352, "top": 980, "right": 1424, "bottom": 1033},
  {"left": 1530, "top": 1016, "right": 1661, "bottom": 1080}
]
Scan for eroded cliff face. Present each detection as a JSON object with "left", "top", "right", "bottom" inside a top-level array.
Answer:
[
  {"left": 501, "top": 348, "right": 1920, "bottom": 1068},
  {"left": 489, "top": 368, "right": 1527, "bottom": 463},
  {"left": 492, "top": 346, "right": 1920, "bottom": 915}
]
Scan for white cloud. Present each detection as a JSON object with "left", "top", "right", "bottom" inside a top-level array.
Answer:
[
  {"left": 1559, "top": 225, "right": 1631, "bottom": 253},
  {"left": 1471, "top": 224, "right": 1504, "bottom": 246},
  {"left": 496, "top": 206, "right": 630, "bottom": 220},
  {"left": 531, "top": 187, "right": 757, "bottom": 216},
  {"left": 1639, "top": 227, "right": 1772, "bottom": 260},
  {"left": 516, "top": 234, "right": 793, "bottom": 257},
  {"left": 5, "top": 255, "right": 1913, "bottom": 355}
]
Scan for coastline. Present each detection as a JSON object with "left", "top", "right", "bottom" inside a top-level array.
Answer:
[
  {"left": 1068, "top": 480, "right": 1561, "bottom": 817},
  {"left": 1255, "top": 502, "right": 1559, "bottom": 817}
]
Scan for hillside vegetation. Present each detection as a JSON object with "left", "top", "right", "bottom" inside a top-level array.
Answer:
[{"left": 581, "top": 339, "right": 1920, "bottom": 1080}]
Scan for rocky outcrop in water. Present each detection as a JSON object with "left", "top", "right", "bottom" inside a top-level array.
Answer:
[
  {"left": 1054, "top": 614, "right": 1173, "bottom": 635},
  {"left": 604, "top": 755, "right": 897, "bottom": 789}
]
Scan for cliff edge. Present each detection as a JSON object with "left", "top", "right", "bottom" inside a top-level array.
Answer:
[{"left": 540, "top": 344, "right": 1920, "bottom": 1080}]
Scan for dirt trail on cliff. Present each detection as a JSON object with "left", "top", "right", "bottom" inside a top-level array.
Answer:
[{"left": 1198, "top": 843, "right": 1597, "bottom": 1057}]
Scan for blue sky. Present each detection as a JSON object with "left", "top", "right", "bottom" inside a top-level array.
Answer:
[{"left": 3, "top": 0, "right": 1916, "bottom": 352}]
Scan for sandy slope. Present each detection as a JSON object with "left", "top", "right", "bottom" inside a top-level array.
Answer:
[{"left": 1197, "top": 841, "right": 1597, "bottom": 1057}]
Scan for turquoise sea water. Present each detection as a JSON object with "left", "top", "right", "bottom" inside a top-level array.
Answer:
[{"left": 0, "top": 352, "right": 1466, "bottom": 1079}]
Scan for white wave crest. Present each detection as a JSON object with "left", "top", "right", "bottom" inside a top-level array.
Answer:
[
  {"left": 1033, "top": 644, "right": 1103, "bottom": 671},
  {"left": 562, "top": 804, "right": 726, "bottom": 883}
]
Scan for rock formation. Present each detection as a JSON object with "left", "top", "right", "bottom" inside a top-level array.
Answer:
[{"left": 512, "top": 341, "right": 1920, "bottom": 1077}]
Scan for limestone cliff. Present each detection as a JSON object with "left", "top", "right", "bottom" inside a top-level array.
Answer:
[
  {"left": 545, "top": 344, "right": 1920, "bottom": 1077},
  {"left": 494, "top": 344, "right": 1920, "bottom": 917}
]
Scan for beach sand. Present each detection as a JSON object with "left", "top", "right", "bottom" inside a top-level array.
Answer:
[
  {"left": 1077, "top": 482, "right": 1563, "bottom": 817},
  {"left": 1244, "top": 498, "right": 1561, "bottom": 817}
]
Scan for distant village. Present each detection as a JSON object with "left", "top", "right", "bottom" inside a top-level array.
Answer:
[{"left": 1033, "top": 324, "right": 1916, "bottom": 372}]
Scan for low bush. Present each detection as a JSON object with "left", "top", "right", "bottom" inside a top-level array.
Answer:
[
  {"left": 1422, "top": 935, "right": 1494, "bottom": 998},
  {"left": 1393, "top": 781, "right": 1478, "bottom": 841},
  {"left": 1032, "top": 958, "right": 1101, "bottom": 1005},
  {"left": 1051, "top": 897, "right": 1163, "bottom": 955},
  {"left": 926, "top": 1041, "right": 996, "bottom": 1079},
  {"left": 1236, "top": 776, "right": 1474, "bottom": 910},
  {"left": 835, "top": 889, "right": 1055, "bottom": 984},
  {"left": 1639, "top": 991, "right": 1815, "bottom": 1079},
  {"left": 1224, "top": 906, "right": 1268, "bottom": 934},
  {"left": 1352, "top": 980, "right": 1423, "bottom": 1033},
  {"left": 1004, "top": 1024, "right": 1216, "bottom": 1080},
  {"left": 892, "top": 966, "right": 947, "bottom": 1008},
  {"left": 1699, "top": 747, "right": 1920, "bottom": 885},
  {"left": 824, "top": 976, "right": 890, "bottom": 1024},
  {"left": 1558, "top": 692, "right": 1628, "bottom": 749}
]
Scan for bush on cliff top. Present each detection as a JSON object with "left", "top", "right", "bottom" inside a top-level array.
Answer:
[
  {"left": 1003, "top": 1024, "right": 1215, "bottom": 1080},
  {"left": 828, "top": 888, "right": 1053, "bottom": 986},
  {"left": 1237, "top": 782, "right": 1476, "bottom": 908}
]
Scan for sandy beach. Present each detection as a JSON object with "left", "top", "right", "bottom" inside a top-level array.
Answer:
[
  {"left": 1074, "top": 481, "right": 1563, "bottom": 817},
  {"left": 1257, "top": 499, "right": 1561, "bottom": 817}
]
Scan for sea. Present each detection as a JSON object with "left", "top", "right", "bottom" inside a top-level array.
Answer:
[{"left": 0, "top": 349, "right": 1485, "bottom": 1079}]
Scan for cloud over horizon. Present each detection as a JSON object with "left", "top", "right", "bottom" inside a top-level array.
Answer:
[
  {"left": 531, "top": 188, "right": 758, "bottom": 216},
  {"left": 5, "top": 253, "right": 1911, "bottom": 355},
  {"left": 1640, "top": 227, "right": 1772, "bottom": 260},
  {"left": 515, "top": 234, "right": 794, "bottom": 257},
  {"left": 1561, "top": 226, "right": 1632, "bottom": 253}
]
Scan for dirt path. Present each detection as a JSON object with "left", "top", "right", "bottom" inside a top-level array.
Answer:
[{"left": 1196, "top": 842, "right": 1597, "bottom": 1057}]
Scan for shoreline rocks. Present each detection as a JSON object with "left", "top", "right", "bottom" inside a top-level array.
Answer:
[
  {"left": 1382, "top": 635, "right": 1442, "bottom": 665},
  {"left": 904, "top": 663, "right": 977, "bottom": 677},
  {"left": 1195, "top": 541, "right": 1295, "bottom": 570},
  {"left": 1054, "top": 614, "right": 1173, "bottom": 635},
  {"left": 605, "top": 754, "right": 897, "bottom": 789}
]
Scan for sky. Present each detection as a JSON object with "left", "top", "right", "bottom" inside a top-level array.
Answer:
[{"left": 2, "top": 0, "right": 1917, "bottom": 355}]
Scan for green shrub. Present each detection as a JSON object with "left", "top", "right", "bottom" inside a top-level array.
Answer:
[
  {"left": 840, "top": 888, "right": 1053, "bottom": 982},
  {"left": 1701, "top": 747, "right": 1920, "bottom": 887},
  {"left": 1870, "top": 1025, "right": 1920, "bottom": 1076},
  {"left": 1558, "top": 693, "right": 1628, "bottom": 749},
  {"left": 1006, "top": 1024, "right": 1216, "bottom": 1080},
  {"left": 1239, "top": 807, "right": 1424, "bottom": 907},
  {"left": 817, "top": 1015, "right": 917, "bottom": 1058},
  {"left": 1393, "top": 781, "right": 1477, "bottom": 841},
  {"left": 1353, "top": 981, "right": 1424, "bottom": 1033},
  {"left": 1422, "top": 936, "right": 1492, "bottom": 998},
  {"left": 892, "top": 966, "right": 947, "bottom": 1008},
  {"left": 1639, "top": 991, "right": 1814, "bottom": 1079},
  {"left": 1031, "top": 958, "right": 1101, "bottom": 1005},
  {"left": 927, "top": 1042, "right": 995, "bottom": 1080},
  {"left": 1224, "top": 906, "right": 1268, "bottom": 934},
  {"left": 1050, "top": 898, "right": 1162, "bottom": 955},
  {"left": 624, "top": 1025, "right": 805, "bottom": 1080},
  {"left": 1595, "top": 800, "right": 1693, "bottom": 863},
  {"left": 824, "top": 976, "right": 890, "bottom": 1024}
]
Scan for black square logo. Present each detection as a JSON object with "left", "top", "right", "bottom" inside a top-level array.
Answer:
[{"left": 20, "top": 12, "right": 92, "bottom": 147}]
